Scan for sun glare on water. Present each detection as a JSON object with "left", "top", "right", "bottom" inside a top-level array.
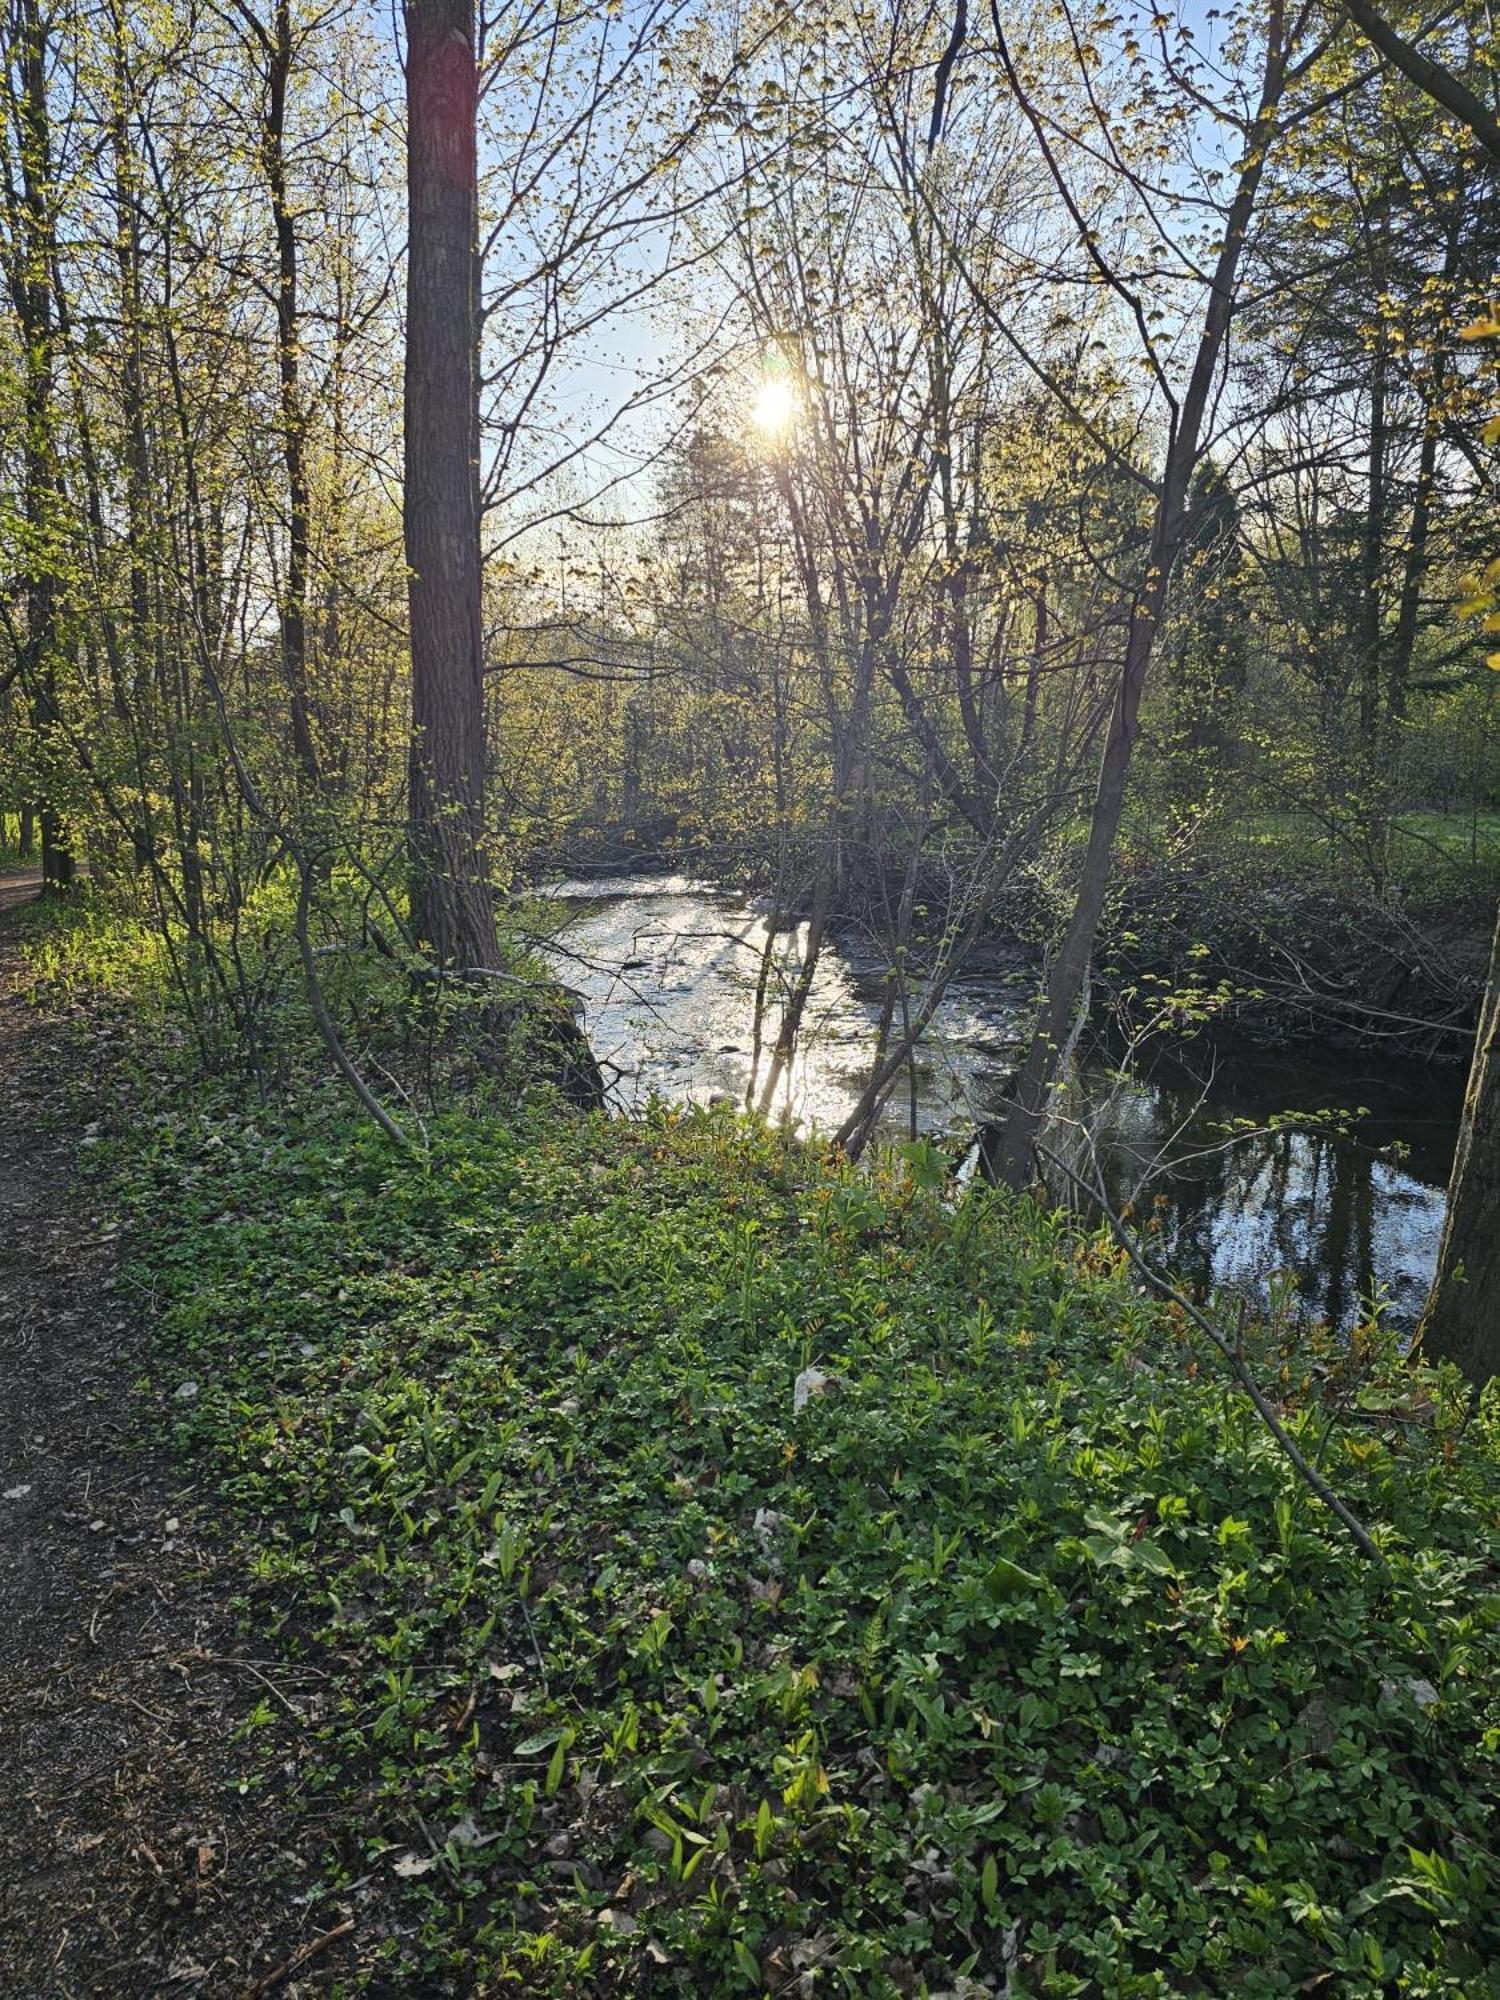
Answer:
[{"left": 751, "top": 375, "right": 799, "bottom": 439}]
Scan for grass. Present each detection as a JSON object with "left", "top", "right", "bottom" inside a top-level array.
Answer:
[
  {"left": 1194, "top": 810, "right": 1500, "bottom": 897},
  {"left": 1391, "top": 811, "right": 1500, "bottom": 856},
  {"left": 0, "top": 814, "right": 36, "bottom": 870},
  {"left": 100, "top": 1088, "right": 1500, "bottom": 1998}
]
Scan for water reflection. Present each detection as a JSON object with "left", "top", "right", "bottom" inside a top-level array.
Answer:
[
  {"left": 1077, "top": 1051, "right": 1457, "bottom": 1333},
  {"left": 539, "top": 877, "right": 1460, "bottom": 1333},
  {"left": 537, "top": 878, "right": 1019, "bottom": 1132}
]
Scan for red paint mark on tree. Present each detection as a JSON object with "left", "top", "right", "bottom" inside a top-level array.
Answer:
[{"left": 409, "top": 23, "right": 476, "bottom": 191}]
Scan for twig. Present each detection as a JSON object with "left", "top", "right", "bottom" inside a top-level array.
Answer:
[
  {"left": 89, "top": 1689, "right": 173, "bottom": 1727},
  {"left": 294, "top": 863, "right": 415, "bottom": 1152},
  {"left": 1035, "top": 1142, "right": 1387, "bottom": 1567},
  {"left": 239, "top": 1918, "right": 355, "bottom": 1999},
  {"left": 520, "top": 1601, "right": 550, "bottom": 1695},
  {"left": 188, "top": 1653, "right": 308, "bottom": 1723}
]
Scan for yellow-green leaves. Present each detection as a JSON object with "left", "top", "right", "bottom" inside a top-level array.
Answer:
[{"left": 1457, "top": 559, "right": 1500, "bottom": 664}]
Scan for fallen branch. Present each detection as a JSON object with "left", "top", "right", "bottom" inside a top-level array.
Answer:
[
  {"left": 1035, "top": 1142, "right": 1387, "bottom": 1567},
  {"left": 240, "top": 1918, "right": 355, "bottom": 1999}
]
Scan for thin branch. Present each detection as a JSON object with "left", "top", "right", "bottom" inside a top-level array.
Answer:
[{"left": 294, "top": 861, "right": 416, "bottom": 1153}]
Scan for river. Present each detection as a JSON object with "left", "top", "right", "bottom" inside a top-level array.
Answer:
[{"left": 538, "top": 874, "right": 1462, "bottom": 1335}]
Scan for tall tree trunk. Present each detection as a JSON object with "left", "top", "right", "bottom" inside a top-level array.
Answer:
[
  {"left": 1388, "top": 415, "right": 1437, "bottom": 729},
  {"left": 987, "top": 4, "right": 1292, "bottom": 1187},
  {"left": 403, "top": 0, "right": 498, "bottom": 966},
  {"left": 1355, "top": 330, "right": 1390, "bottom": 894},
  {"left": 264, "top": 0, "right": 321, "bottom": 791},
  {"left": 1387, "top": 218, "right": 1458, "bottom": 730},
  {"left": 105, "top": 1, "right": 162, "bottom": 871},
  {"left": 1358, "top": 337, "right": 1387, "bottom": 752},
  {"left": 6, "top": 0, "right": 73, "bottom": 893},
  {"left": 1020, "top": 575, "right": 1046, "bottom": 760},
  {"left": 1418, "top": 906, "right": 1500, "bottom": 1383}
]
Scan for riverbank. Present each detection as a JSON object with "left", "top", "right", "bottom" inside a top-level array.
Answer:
[
  {"left": 4, "top": 887, "right": 1499, "bottom": 1995},
  {"left": 1099, "top": 861, "right": 1489, "bottom": 1067}
]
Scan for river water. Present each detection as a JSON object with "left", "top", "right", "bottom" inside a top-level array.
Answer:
[{"left": 538, "top": 875, "right": 1462, "bottom": 1334}]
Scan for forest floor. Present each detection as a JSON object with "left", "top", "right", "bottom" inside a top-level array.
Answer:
[
  {"left": 1, "top": 871, "right": 1497, "bottom": 1995},
  {"left": 0, "top": 868, "right": 352, "bottom": 1997}
]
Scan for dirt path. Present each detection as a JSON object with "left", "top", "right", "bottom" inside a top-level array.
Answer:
[
  {"left": 0, "top": 865, "right": 44, "bottom": 916},
  {"left": 0, "top": 874, "right": 356, "bottom": 1998}
]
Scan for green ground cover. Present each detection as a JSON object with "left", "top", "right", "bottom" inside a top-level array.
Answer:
[
  {"left": 103, "top": 1089, "right": 1500, "bottom": 1997},
  {"left": 1182, "top": 812, "right": 1500, "bottom": 894}
]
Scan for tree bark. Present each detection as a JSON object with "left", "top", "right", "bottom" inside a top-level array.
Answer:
[
  {"left": 1418, "top": 907, "right": 1500, "bottom": 1383},
  {"left": 403, "top": 0, "right": 498, "bottom": 966},
  {"left": 1387, "top": 216, "right": 1459, "bottom": 730},
  {"left": 1358, "top": 336, "right": 1386, "bottom": 752}
]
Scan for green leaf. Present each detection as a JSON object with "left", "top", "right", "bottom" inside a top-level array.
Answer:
[
  {"left": 545, "top": 1732, "right": 570, "bottom": 1795},
  {"left": 1132, "top": 1538, "right": 1177, "bottom": 1576},
  {"left": 983, "top": 1554, "right": 1044, "bottom": 1600},
  {"left": 513, "top": 1728, "right": 563, "bottom": 1756}
]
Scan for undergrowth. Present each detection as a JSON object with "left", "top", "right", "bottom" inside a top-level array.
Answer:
[{"left": 102, "top": 1089, "right": 1500, "bottom": 1998}]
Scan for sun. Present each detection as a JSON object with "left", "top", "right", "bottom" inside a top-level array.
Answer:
[{"left": 750, "top": 374, "right": 799, "bottom": 439}]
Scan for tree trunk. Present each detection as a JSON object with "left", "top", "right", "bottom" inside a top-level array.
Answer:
[
  {"left": 1358, "top": 336, "right": 1386, "bottom": 752},
  {"left": 7, "top": 0, "right": 73, "bottom": 894},
  {"left": 265, "top": 0, "right": 322, "bottom": 791},
  {"left": 1387, "top": 216, "right": 1458, "bottom": 731},
  {"left": 987, "top": 3, "right": 1291, "bottom": 1187},
  {"left": 403, "top": 0, "right": 498, "bottom": 967},
  {"left": 985, "top": 600, "right": 1158, "bottom": 1187},
  {"left": 1418, "top": 906, "right": 1500, "bottom": 1383}
]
